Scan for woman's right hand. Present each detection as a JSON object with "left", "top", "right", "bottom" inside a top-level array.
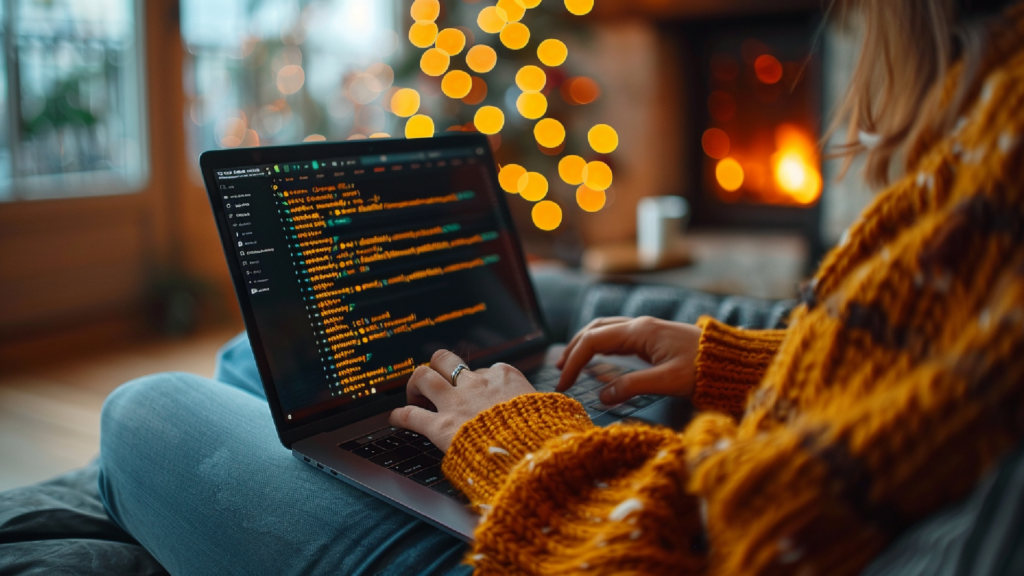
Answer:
[{"left": 555, "top": 316, "right": 702, "bottom": 406}]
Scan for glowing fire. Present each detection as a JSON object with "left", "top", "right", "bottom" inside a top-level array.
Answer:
[{"left": 770, "top": 124, "right": 821, "bottom": 205}]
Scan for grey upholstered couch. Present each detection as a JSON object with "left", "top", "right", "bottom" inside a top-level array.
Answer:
[{"left": 2, "top": 268, "right": 1022, "bottom": 575}]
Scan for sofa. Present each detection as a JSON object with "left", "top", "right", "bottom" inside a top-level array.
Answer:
[{"left": 2, "top": 267, "right": 1022, "bottom": 575}]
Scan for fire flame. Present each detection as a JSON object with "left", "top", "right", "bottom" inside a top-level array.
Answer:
[{"left": 770, "top": 124, "right": 821, "bottom": 205}]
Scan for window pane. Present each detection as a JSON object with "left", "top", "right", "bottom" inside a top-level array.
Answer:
[
  {"left": 5, "top": 0, "right": 146, "bottom": 201},
  {"left": 181, "top": 0, "right": 401, "bottom": 158}
]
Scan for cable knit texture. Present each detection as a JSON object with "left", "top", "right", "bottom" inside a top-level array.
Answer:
[{"left": 441, "top": 7, "right": 1024, "bottom": 574}]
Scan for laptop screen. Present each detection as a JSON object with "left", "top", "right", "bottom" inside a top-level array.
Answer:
[{"left": 210, "top": 140, "right": 545, "bottom": 428}]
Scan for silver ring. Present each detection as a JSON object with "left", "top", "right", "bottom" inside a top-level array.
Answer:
[{"left": 450, "top": 364, "right": 469, "bottom": 386}]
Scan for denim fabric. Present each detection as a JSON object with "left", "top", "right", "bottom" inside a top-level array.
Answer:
[{"left": 98, "top": 333, "right": 469, "bottom": 576}]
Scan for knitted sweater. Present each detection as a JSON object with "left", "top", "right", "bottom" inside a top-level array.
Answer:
[{"left": 441, "top": 11, "right": 1024, "bottom": 575}]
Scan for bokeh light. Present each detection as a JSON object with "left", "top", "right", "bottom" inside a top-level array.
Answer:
[
  {"left": 303, "top": 134, "right": 327, "bottom": 142},
  {"left": 537, "top": 39, "right": 568, "bottom": 66},
  {"left": 558, "top": 154, "right": 586, "bottom": 184},
  {"left": 436, "top": 28, "right": 467, "bottom": 56},
  {"left": 564, "top": 0, "right": 594, "bottom": 16},
  {"left": 405, "top": 114, "right": 435, "bottom": 138},
  {"left": 370, "top": 132, "right": 391, "bottom": 138},
  {"left": 537, "top": 140, "right": 565, "bottom": 155},
  {"left": 561, "top": 76, "right": 600, "bottom": 105},
  {"left": 391, "top": 88, "right": 421, "bottom": 117},
  {"left": 474, "top": 105, "right": 505, "bottom": 134},
  {"left": 409, "top": 21, "right": 439, "bottom": 49},
  {"left": 771, "top": 124, "right": 822, "bottom": 204},
  {"left": 411, "top": 0, "right": 441, "bottom": 21},
  {"left": 587, "top": 124, "right": 618, "bottom": 154},
  {"left": 461, "top": 76, "right": 488, "bottom": 104},
  {"left": 515, "top": 65, "right": 546, "bottom": 92},
  {"left": 276, "top": 64, "right": 305, "bottom": 94},
  {"left": 500, "top": 22, "right": 530, "bottom": 50},
  {"left": 420, "top": 48, "right": 450, "bottom": 76},
  {"left": 582, "top": 160, "right": 612, "bottom": 190},
  {"left": 708, "top": 90, "right": 736, "bottom": 122},
  {"left": 496, "top": 0, "right": 526, "bottom": 22},
  {"left": 701, "top": 128, "right": 730, "bottom": 159},
  {"left": 532, "top": 200, "right": 562, "bottom": 231},
  {"left": 576, "top": 184, "right": 606, "bottom": 212},
  {"left": 533, "top": 118, "right": 565, "bottom": 148},
  {"left": 498, "top": 163, "right": 527, "bottom": 193},
  {"left": 716, "top": 157, "right": 744, "bottom": 191},
  {"left": 466, "top": 44, "right": 497, "bottom": 73},
  {"left": 517, "top": 171, "right": 549, "bottom": 201},
  {"left": 347, "top": 133, "right": 368, "bottom": 140},
  {"left": 441, "top": 70, "right": 473, "bottom": 99},
  {"left": 754, "top": 54, "right": 783, "bottom": 84},
  {"left": 516, "top": 92, "right": 547, "bottom": 119},
  {"left": 522, "top": 0, "right": 541, "bottom": 7},
  {"left": 477, "top": 6, "right": 507, "bottom": 34}
]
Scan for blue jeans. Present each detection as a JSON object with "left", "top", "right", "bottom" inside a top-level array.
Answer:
[{"left": 97, "top": 333, "right": 470, "bottom": 576}]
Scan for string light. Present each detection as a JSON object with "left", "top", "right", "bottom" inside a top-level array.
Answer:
[
  {"left": 390, "top": 88, "right": 421, "bottom": 117},
  {"left": 576, "top": 184, "right": 606, "bottom": 212},
  {"left": 369, "top": 132, "right": 391, "bottom": 138},
  {"left": 518, "top": 171, "right": 549, "bottom": 201},
  {"left": 410, "top": 0, "right": 440, "bottom": 21},
  {"left": 405, "top": 114, "right": 435, "bottom": 138},
  {"left": 477, "top": 6, "right": 507, "bottom": 34},
  {"left": 496, "top": 0, "right": 526, "bottom": 22},
  {"left": 558, "top": 155, "right": 586, "bottom": 185},
  {"left": 408, "top": 21, "right": 439, "bottom": 49},
  {"left": 474, "top": 106, "right": 505, "bottom": 134},
  {"left": 435, "top": 28, "right": 467, "bottom": 56},
  {"left": 582, "top": 160, "right": 612, "bottom": 190},
  {"left": 461, "top": 77, "right": 488, "bottom": 105},
  {"left": 564, "top": 0, "right": 594, "bottom": 16},
  {"left": 715, "top": 158, "right": 744, "bottom": 191},
  {"left": 441, "top": 70, "right": 473, "bottom": 99},
  {"left": 516, "top": 92, "right": 547, "bottom": 119},
  {"left": 587, "top": 124, "right": 618, "bottom": 154},
  {"left": 498, "top": 164, "right": 527, "bottom": 193},
  {"left": 537, "top": 39, "right": 568, "bottom": 66},
  {"left": 420, "top": 48, "right": 450, "bottom": 76},
  {"left": 515, "top": 65, "right": 546, "bottom": 92},
  {"left": 532, "top": 200, "right": 562, "bottom": 231},
  {"left": 466, "top": 44, "right": 497, "bottom": 73},
  {"left": 534, "top": 118, "right": 565, "bottom": 148},
  {"left": 500, "top": 22, "right": 530, "bottom": 49}
]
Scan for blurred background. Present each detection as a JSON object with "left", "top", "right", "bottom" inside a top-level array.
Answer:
[{"left": 0, "top": 0, "right": 871, "bottom": 489}]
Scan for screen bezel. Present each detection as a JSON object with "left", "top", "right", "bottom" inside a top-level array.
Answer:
[{"left": 199, "top": 133, "right": 553, "bottom": 448}]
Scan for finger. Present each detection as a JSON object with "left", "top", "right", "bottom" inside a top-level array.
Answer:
[
  {"left": 406, "top": 365, "right": 453, "bottom": 409},
  {"left": 389, "top": 405, "right": 439, "bottom": 436},
  {"left": 556, "top": 317, "right": 631, "bottom": 369},
  {"left": 557, "top": 322, "right": 640, "bottom": 391},
  {"left": 597, "top": 361, "right": 693, "bottom": 405},
  {"left": 429, "top": 349, "right": 473, "bottom": 385}
]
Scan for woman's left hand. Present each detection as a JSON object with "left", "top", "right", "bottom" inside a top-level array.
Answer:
[{"left": 389, "top": 349, "right": 536, "bottom": 452}]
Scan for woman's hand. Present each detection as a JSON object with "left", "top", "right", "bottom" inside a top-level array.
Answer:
[
  {"left": 389, "top": 349, "right": 536, "bottom": 452},
  {"left": 556, "top": 316, "right": 702, "bottom": 405}
]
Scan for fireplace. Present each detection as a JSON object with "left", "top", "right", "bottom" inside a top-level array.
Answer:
[{"left": 667, "top": 11, "right": 825, "bottom": 260}]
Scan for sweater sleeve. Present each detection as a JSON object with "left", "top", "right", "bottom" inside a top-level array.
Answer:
[
  {"left": 691, "top": 316, "right": 787, "bottom": 418},
  {"left": 441, "top": 393, "right": 709, "bottom": 575}
]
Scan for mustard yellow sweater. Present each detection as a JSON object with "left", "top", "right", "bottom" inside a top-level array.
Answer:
[{"left": 441, "top": 13, "right": 1024, "bottom": 575}]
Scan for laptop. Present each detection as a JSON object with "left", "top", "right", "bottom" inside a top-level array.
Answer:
[{"left": 199, "top": 133, "right": 685, "bottom": 541}]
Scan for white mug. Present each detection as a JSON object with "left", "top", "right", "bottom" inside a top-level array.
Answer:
[{"left": 637, "top": 196, "right": 689, "bottom": 269}]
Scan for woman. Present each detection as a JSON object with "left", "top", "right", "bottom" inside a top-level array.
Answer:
[{"left": 99, "top": 0, "right": 1024, "bottom": 573}]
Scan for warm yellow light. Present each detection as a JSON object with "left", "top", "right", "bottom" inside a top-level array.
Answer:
[
  {"left": 390, "top": 88, "right": 421, "bottom": 117},
  {"left": 496, "top": 0, "right": 526, "bottom": 22},
  {"left": 461, "top": 76, "right": 488, "bottom": 105},
  {"left": 500, "top": 22, "right": 530, "bottom": 50},
  {"left": 477, "top": 6, "right": 508, "bottom": 34},
  {"left": 582, "top": 160, "right": 612, "bottom": 190},
  {"left": 532, "top": 200, "right": 562, "bottom": 231},
  {"left": 474, "top": 106, "right": 505, "bottom": 135},
  {"left": 770, "top": 124, "right": 822, "bottom": 204},
  {"left": 435, "top": 28, "right": 467, "bottom": 56},
  {"left": 522, "top": 0, "right": 541, "bottom": 7},
  {"left": 441, "top": 70, "right": 473, "bottom": 99},
  {"left": 515, "top": 65, "right": 546, "bottom": 92},
  {"left": 576, "top": 184, "right": 606, "bottom": 212},
  {"left": 701, "top": 128, "right": 730, "bottom": 159},
  {"left": 518, "top": 171, "right": 549, "bottom": 201},
  {"left": 561, "top": 76, "right": 600, "bottom": 105},
  {"left": 302, "top": 133, "right": 325, "bottom": 142},
  {"left": 408, "top": 21, "right": 438, "bottom": 48},
  {"left": 466, "top": 45, "right": 497, "bottom": 73},
  {"left": 420, "top": 48, "right": 450, "bottom": 76},
  {"left": 369, "top": 132, "right": 391, "bottom": 138},
  {"left": 754, "top": 54, "right": 783, "bottom": 85},
  {"left": 558, "top": 155, "right": 586, "bottom": 185},
  {"left": 533, "top": 118, "right": 565, "bottom": 148},
  {"left": 515, "top": 92, "right": 547, "bottom": 119},
  {"left": 498, "top": 164, "right": 527, "bottom": 193},
  {"left": 405, "top": 114, "right": 435, "bottom": 139},
  {"left": 716, "top": 158, "right": 744, "bottom": 191},
  {"left": 587, "top": 124, "right": 618, "bottom": 154},
  {"left": 564, "top": 0, "right": 594, "bottom": 16},
  {"left": 410, "top": 0, "right": 440, "bottom": 21},
  {"left": 537, "top": 39, "right": 568, "bottom": 66},
  {"left": 276, "top": 64, "right": 305, "bottom": 94}
]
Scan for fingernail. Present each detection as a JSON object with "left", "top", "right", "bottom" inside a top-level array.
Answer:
[{"left": 602, "top": 386, "right": 615, "bottom": 402}]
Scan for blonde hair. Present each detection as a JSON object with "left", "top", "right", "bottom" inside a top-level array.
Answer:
[{"left": 828, "top": 0, "right": 1012, "bottom": 186}]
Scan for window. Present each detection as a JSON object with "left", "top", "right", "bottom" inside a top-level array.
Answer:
[
  {"left": 181, "top": 0, "right": 400, "bottom": 156},
  {"left": 0, "top": 0, "right": 147, "bottom": 202}
]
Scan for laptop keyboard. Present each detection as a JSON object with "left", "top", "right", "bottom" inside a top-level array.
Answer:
[{"left": 334, "top": 362, "right": 662, "bottom": 501}]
